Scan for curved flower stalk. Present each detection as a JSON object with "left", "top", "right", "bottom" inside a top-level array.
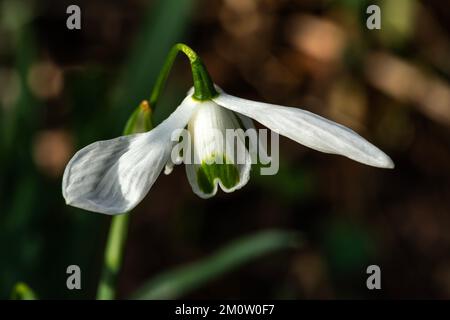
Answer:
[{"left": 62, "top": 44, "right": 394, "bottom": 215}]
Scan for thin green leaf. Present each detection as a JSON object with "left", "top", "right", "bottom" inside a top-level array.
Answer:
[
  {"left": 10, "top": 282, "right": 37, "bottom": 300},
  {"left": 132, "top": 230, "right": 301, "bottom": 299}
]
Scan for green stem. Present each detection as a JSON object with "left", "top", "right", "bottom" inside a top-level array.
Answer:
[
  {"left": 149, "top": 43, "right": 218, "bottom": 108},
  {"left": 96, "top": 213, "right": 130, "bottom": 300}
]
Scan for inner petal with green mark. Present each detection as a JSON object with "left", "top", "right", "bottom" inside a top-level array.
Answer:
[
  {"left": 196, "top": 155, "right": 240, "bottom": 194},
  {"left": 185, "top": 99, "right": 252, "bottom": 198}
]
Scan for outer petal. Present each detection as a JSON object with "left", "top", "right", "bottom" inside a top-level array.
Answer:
[
  {"left": 234, "top": 112, "right": 271, "bottom": 165},
  {"left": 214, "top": 92, "right": 394, "bottom": 168},
  {"left": 62, "top": 95, "right": 197, "bottom": 214},
  {"left": 184, "top": 101, "right": 252, "bottom": 199}
]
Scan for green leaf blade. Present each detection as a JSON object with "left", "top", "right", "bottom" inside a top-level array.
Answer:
[{"left": 132, "top": 230, "right": 301, "bottom": 300}]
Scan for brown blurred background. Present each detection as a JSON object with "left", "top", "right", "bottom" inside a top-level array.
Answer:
[{"left": 1, "top": 0, "right": 450, "bottom": 299}]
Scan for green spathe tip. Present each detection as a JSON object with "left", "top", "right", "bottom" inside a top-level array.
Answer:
[{"left": 123, "top": 100, "right": 153, "bottom": 135}]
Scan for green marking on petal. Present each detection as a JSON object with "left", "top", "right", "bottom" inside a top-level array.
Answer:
[{"left": 196, "top": 155, "right": 240, "bottom": 194}]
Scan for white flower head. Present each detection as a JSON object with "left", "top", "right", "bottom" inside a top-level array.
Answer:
[{"left": 62, "top": 84, "right": 394, "bottom": 215}]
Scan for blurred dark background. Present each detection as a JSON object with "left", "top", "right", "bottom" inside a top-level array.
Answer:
[{"left": 1, "top": 0, "right": 450, "bottom": 299}]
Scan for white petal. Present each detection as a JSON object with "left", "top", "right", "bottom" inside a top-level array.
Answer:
[
  {"left": 214, "top": 92, "right": 394, "bottom": 169},
  {"left": 62, "top": 95, "right": 198, "bottom": 214},
  {"left": 184, "top": 100, "right": 252, "bottom": 198},
  {"left": 164, "top": 159, "right": 175, "bottom": 175},
  {"left": 234, "top": 112, "right": 271, "bottom": 165}
]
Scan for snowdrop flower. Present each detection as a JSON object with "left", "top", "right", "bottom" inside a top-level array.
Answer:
[{"left": 62, "top": 44, "right": 393, "bottom": 215}]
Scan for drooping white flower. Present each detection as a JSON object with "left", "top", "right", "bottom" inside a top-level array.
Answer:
[{"left": 62, "top": 85, "right": 394, "bottom": 214}]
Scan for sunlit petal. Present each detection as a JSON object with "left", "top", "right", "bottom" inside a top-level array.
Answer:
[
  {"left": 214, "top": 92, "right": 394, "bottom": 169},
  {"left": 62, "top": 95, "right": 197, "bottom": 214}
]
